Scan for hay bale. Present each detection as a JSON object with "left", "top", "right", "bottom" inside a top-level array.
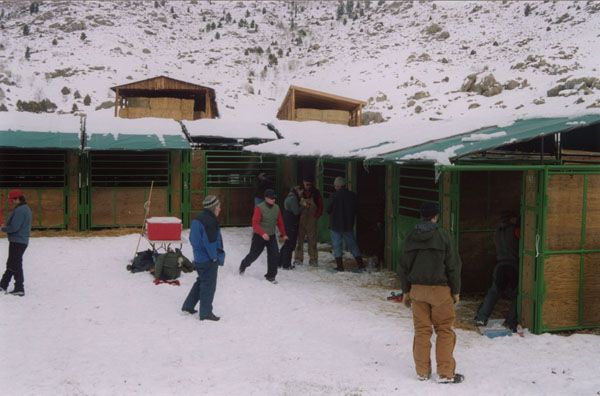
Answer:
[
  {"left": 295, "top": 108, "right": 322, "bottom": 121},
  {"left": 119, "top": 108, "right": 130, "bottom": 118},
  {"left": 322, "top": 109, "right": 351, "bottom": 125},
  {"left": 127, "top": 97, "right": 150, "bottom": 108},
  {"left": 181, "top": 99, "right": 194, "bottom": 112}
]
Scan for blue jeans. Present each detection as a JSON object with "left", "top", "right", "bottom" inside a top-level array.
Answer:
[
  {"left": 330, "top": 230, "right": 360, "bottom": 258},
  {"left": 182, "top": 260, "right": 219, "bottom": 318}
]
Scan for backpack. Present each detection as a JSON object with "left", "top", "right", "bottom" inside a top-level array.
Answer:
[
  {"left": 127, "top": 249, "right": 156, "bottom": 273},
  {"left": 153, "top": 249, "right": 195, "bottom": 280}
]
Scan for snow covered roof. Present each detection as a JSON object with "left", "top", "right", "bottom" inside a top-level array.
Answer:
[
  {"left": 244, "top": 109, "right": 600, "bottom": 164},
  {"left": 0, "top": 112, "right": 82, "bottom": 149},
  {"left": 182, "top": 118, "right": 277, "bottom": 140},
  {"left": 84, "top": 111, "right": 189, "bottom": 150}
]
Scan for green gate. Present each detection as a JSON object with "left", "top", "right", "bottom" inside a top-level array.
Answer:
[{"left": 201, "top": 150, "right": 277, "bottom": 226}]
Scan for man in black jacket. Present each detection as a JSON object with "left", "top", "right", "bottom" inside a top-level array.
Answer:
[
  {"left": 326, "top": 177, "right": 364, "bottom": 272},
  {"left": 399, "top": 202, "right": 463, "bottom": 384}
]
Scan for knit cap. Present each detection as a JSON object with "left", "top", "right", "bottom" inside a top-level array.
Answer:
[{"left": 203, "top": 195, "right": 220, "bottom": 209}]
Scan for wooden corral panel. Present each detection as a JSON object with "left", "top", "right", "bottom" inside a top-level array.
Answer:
[
  {"left": 40, "top": 189, "right": 65, "bottom": 227},
  {"left": 17, "top": 189, "right": 65, "bottom": 228},
  {"left": 278, "top": 158, "right": 296, "bottom": 199},
  {"left": 441, "top": 172, "right": 451, "bottom": 231},
  {"left": 67, "top": 152, "right": 79, "bottom": 229},
  {"left": 116, "top": 188, "right": 167, "bottom": 225},
  {"left": 206, "top": 187, "right": 254, "bottom": 226},
  {"left": 583, "top": 253, "right": 600, "bottom": 325},
  {"left": 524, "top": 170, "right": 538, "bottom": 207},
  {"left": 91, "top": 188, "right": 114, "bottom": 226},
  {"left": 523, "top": 210, "right": 537, "bottom": 253},
  {"left": 546, "top": 174, "right": 583, "bottom": 250},
  {"left": 542, "top": 254, "right": 580, "bottom": 329},
  {"left": 459, "top": 232, "right": 496, "bottom": 293},
  {"left": 171, "top": 151, "right": 181, "bottom": 217},
  {"left": 585, "top": 175, "right": 600, "bottom": 249},
  {"left": 91, "top": 187, "right": 168, "bottom": 226},
  {"left": 190, "top": 150, "right": 206, "bottom": 217},
  {"left": 520, "top": 254, "right": 536, "bottom": 328}
]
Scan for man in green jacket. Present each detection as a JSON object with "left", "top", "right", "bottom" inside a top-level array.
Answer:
[{"left": 399, "top": 202, "right": 463, "bottom": 384}]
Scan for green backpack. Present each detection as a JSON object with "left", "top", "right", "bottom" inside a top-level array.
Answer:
[{"left": 153, "top": 249, "right": 194, "bottom": 280}]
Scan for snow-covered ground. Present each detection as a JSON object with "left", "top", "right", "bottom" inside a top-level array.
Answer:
[{"left": 1, "top": 228, "right": 598, "bottom": 395}]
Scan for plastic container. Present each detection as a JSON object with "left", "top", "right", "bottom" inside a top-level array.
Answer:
[{"left": 146, "top": 217, "right": 182, "bottom": 241}]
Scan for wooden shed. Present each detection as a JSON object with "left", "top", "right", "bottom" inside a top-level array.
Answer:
[
  {"left": 80, "top": 113, "right": 189, "bottom": 229},
  {"left": 276, "top": 85, "right": 366, "bottom": 127},
  {"left": 111, "top": 76, "right": 219, "bottom": 121},
  {"left": 182, "top": 119, "right": 277, "bottom": 226},
  {"left": 367, "top": 114, "right": 600, "bottom": 334},
  {"left": 0, "top": 113, "right": 82, "bottom": 230}
]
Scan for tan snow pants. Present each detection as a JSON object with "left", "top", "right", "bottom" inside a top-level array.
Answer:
[{"left": 410, "top": 284, "right": 457, "bottom": 379}]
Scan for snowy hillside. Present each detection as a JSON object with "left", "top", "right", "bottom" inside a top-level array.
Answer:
[{"left": 0, "top": 0, "right": 599, "bottom": 125}]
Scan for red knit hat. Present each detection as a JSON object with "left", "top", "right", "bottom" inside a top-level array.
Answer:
[{"left": 8, "top": 189, "right": 23, "bottom": 200}]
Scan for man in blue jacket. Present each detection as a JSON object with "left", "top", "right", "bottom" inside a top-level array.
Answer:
[
  {"left": 181, "top": 195, "right": 225, "bottom": 321},
  {"left": 1, "top": 189, "right": 33, "bottom": 296}
]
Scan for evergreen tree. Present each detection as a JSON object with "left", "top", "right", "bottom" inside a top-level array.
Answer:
[
  {"left": 80, "top": 32, "right": 86, "bottom": 41},
  {"left": 170, "top": 6, "right": 174, "bottom": 13},
  {"left": 217, "top": 21, "right": 222, "bottom": 28},
  {"left": 25, "top": 46, "right": 30, "bottom": 60},
  {"left": 215, "top": 32, "right": 220, "bottom": 39},
  {"left": 245, "top": 9, "right": 250, "bottom": 18},
  {"left": 211, "top": 22, "right": 216, "bottom": 30},
  {"left": 154, "top": 1, "right": 159, "bottom": 8},
  {"left": 52, "top": 38, "right": 58, "bottom": 45},
  {"left": 23, "top": 24, "right": 30, "bottom": 36},
  {"left": 346, "top": 0, "right": 354, "bottom": 15},
  {"left": 250, "top": 20, "right": 255, "bottom": 29},
  {"left": 336, "top": 2, "right": 344, "bottom": 20},
  {"left": 83, "top": 94, "right": 91, "bottom": 106},
  {"left": 262, "top": 7, "right": 266, "bottom": 14},
  {"left": 72, "top": 103, "right": 78, "bottom": 113},
  {"left": 225, "top": 12, "right": 232, "bottom": 23}
]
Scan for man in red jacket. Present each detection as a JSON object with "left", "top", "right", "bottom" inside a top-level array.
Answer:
[{"left": 239, "top": 189, "right": 288, "bottom": 283}]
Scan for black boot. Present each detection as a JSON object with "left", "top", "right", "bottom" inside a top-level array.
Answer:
[
  {"left": 335, "top": 257, "right": 344, "bottom": 272},
  {"left": 355, "top": 256, "right": 365, "bottom": 270}
]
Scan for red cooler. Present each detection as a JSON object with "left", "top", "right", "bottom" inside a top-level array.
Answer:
[{"left": 146, "top": 217, "right": 182, "bottom": 241}]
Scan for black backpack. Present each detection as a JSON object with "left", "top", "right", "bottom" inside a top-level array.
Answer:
[{"left": 127, "top": 249, "right": 156, "bottom": 273}]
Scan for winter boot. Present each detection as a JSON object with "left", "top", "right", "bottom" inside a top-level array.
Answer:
[
  {"left": 334, "top": 257, "right": 344, "bottom": 272},
  {"left": 200, "top": 313, "right": 220, "bottom": 321},
  {"left": 355, "top": 256, "right": 366, "bottom": 270},
  {"left": 181, "top": 307, "right": 198, "bottom": 315},
  {"left": 9, "top": 289, "right": 25, "bottom": 297},
  {"left": 438, "top": 373, "right": 464, "bottom": 384},
  {"left": 239, "top": 262, "right": 248, "bottom": 275}
]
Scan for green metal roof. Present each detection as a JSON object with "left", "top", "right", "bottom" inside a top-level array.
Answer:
[
  {"left": 0, "top": 130, "right": 81, "bottom": 149},
  {"left": 366, "top": 114, "right": 600, "bottom": 165},
  {"left": 85, "top": 133, "right": 190, "bottom": 150}
]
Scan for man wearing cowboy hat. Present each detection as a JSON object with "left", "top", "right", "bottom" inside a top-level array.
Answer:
[{"left": 1, "top": 189, "right": 32, "bottom": 296}]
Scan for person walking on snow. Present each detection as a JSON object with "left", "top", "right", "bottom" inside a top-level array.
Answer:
[
  {"left": 239, "top": 189, "right": 288, "bottom": 283},
  {"left": 293, "top": 175, "right": 323, "bottom": 267},
  {"left": 0, "top": 189, "right": 32, "bottom": 296},
  {"left": 326, "top": 177, "right": 365, "bottom": 272},
  {"left": 399, "top": 201, "right": 464, "bottom": 384},
  {"left": 279, "top": 185, "right": 303, "bottom": 270},
  {"left": 181, "top": 195, "right": 225, "bottom": 321},
  {"left": 474, "top": 211, "right": 520, "bottom": 331}
]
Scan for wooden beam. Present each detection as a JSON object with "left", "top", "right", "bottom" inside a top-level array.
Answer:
[{"left": 114, "top": 89, "right": 119, "bottom": 117}]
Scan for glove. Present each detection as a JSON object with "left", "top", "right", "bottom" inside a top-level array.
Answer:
[
  {"left": 452, "top": 294, "right": 460, "bottom": 305},
  {"left": 403, "top": 292, "right": 411, "bottom": 308}
]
